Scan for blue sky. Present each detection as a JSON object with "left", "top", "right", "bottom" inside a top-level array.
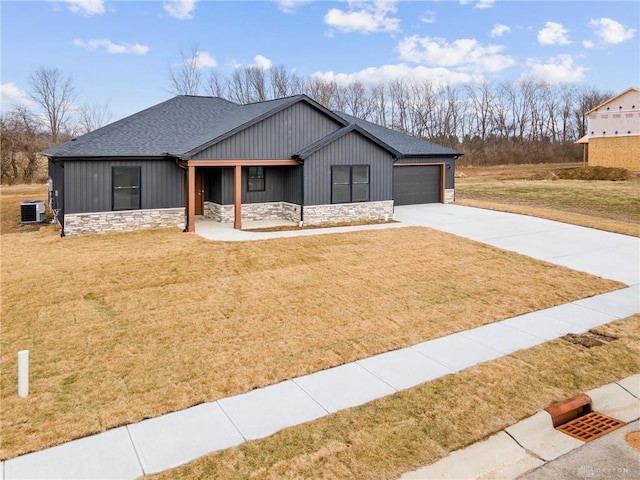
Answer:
[{"left": 1, "top": 0, "right": 638, "bottom": 122}]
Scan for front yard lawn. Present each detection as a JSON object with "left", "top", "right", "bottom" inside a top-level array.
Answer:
[{"left": 0, "top": 220, "right": 623, "bottom": 459}]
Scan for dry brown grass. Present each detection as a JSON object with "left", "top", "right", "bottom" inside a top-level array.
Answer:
[
  {"left": 0, "top": 212, "right": 623, "bottom": 459},
  {"left": 150, "top": 315, "right": 640, "bottom": 480},
  {"left": 0, "top": 184, "right": 50, "bottom": 234},
  {"left": 455, "top": 164, "right": 640, "bottom": 236},
  {"left": 455, "top": 199, "right": 639, "bottom": 237}
]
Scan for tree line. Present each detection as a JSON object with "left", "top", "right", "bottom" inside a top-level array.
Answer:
[
  {"left": 170, "top": 57, "right": 612, "bottom": 166},
  {"left": 2, "top": 62, "right": 613, "bottom": 184}
]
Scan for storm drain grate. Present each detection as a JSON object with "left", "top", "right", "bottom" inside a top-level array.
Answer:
[{"left": 556, "top": 411, "right": 624, "bottom": 442}]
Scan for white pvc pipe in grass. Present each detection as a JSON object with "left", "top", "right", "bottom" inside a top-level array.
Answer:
[{"left": 18, "top": 350, "right": 29, "bottom": 398}]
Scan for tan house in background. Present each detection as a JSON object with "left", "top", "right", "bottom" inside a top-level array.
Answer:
[{"left": 578, "top": 87, "right": 640, "bottom": 172}]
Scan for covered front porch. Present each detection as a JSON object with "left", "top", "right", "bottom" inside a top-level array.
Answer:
[{"left": 180, "top": 159, "right": 301, "bottom": 232}]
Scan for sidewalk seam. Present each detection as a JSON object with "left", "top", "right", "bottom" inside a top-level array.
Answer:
[
  {"left": 290, "top": 380, "right": 331, "bottom": 415},
  {"left": 125, "top": 425, "right": 146, "bottom": 476},
  {"left": 216, "top": 401, "right": 248, "bottom": 442}
]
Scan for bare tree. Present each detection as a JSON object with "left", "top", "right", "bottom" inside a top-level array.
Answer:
[
  {"left": 169, "top": 44, "right": 203, "bottom": 96},
  {"left": 1, "top": 106, "right": 48, "bottom": 184},
  {"left": 247, "top": 66, "right": 268, "bottom": 102},
  {"left": 389, "top": 79, "right": 411, "bottom": 133},
  {"left": 305, "top": 76, "right": 338, "bottom": 109},
  {"left": 337, "top": 81, "right": 373, "bottom": 120},
  {"left": 269, "top": 64, "right": 305, "bottom": 99},
  {"left": 28, "top": 67, "right": 79, "bottom": 144},
  {"left": 78, "top": 101, "right": 112, "bottom": 133},
  {"left": 370, "top": 83, "right": 388, "bottom": 126},
  {"left": 204, "top": 71, "right": 228, "bottom": 98},
  {"left": 573, "top": 86, "right": 613, "bottom": 138},
  {"left": 228, "top": 68, "right": 253, "bottom": 104}
]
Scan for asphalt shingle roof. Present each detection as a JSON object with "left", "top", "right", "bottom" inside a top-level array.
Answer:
[
  {"left": 43, "top": 94, "right": 461, "bottom": 159},
  {"left": 335, "top": 111, "right": 462, "bottom": 156}
]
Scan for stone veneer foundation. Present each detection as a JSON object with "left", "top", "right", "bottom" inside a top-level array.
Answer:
[
  {"left": 303, "top": 200, "right": 394, "bottom": 226},
  {"left": 204, "top": 200, "right": 395, "bottom": 226},
  {"left": 63, "top": 208, "right": 185, "bottom": 236},
  {"left": 204, "top": 202, "right": 301, "bottom": 223},
  {"left": 445, "top": 189, "right": 455, "bottom": 203}
]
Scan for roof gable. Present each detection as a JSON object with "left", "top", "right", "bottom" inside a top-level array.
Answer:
[
  {"left": 587, "top": 87, "right": 640, "bottom": 114},
  {"left": 183, "top": 95, "right": 348, "bottom": 158},
  {"left": 294, "top": 124, "right": 401, "bottom": 160}
]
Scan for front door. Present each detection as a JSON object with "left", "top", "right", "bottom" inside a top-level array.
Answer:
[{"left": 195, "top": 170, "right": 204, "bottom": 215}]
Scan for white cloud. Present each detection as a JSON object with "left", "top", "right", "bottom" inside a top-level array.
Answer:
[
  {"left": 476, "top": 0, "right": 495, "bottom": 9},
  {"left": 590, "top": 18, "right": 636, "bottom": 44},
  {"left": 490, "top": 24, "right": 510, "bottom": 38},
  {"left": 251, "top": 54, "right": 273, "bottom": 70},
  {"left": 397, "top": 35, "right": 515, "bottom": 73},
  {"left": 73, "top": 39, "right": 149, "bottom": 55},
  {"left": 582, "top": 40, "right": 595, "bottom": 49},
  {"left": 230, "top": 55, "right": 273, "bottom": 71},
  {"left": 0, "top": 83, "right": 34, "bottom": 108},
  {"left": 523, "top": 55, "right": 587, "bottom": 83},
  {"left": 460, "top": 0, "right": 495, "bottom": 9},
  {"left": 312, "top": 64, "right": 478, "bottom": 88},
  {"left": 186, "top": 51, "right": 217, "bottom": 69},
  {"left": 277, "top": 0, "right": 312, "bottom": 14},
  {"left": 324, "top": 0, "right": 401, "bottom": 34},
  {"left": 163, "top": 0, "right": 196, "bottom": 20},
  {"left": 538, "top": 21, "right": 571, "bottom": 46},
  {"left": 420, "top": 10, "right": 435, "bottom": 24},
  {"left": 63, "top": 0, "right": 105, "bottom": 16}
]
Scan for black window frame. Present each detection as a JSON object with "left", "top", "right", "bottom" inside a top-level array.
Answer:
[
  {"left": 112, "top": 166, "right": 141, "bottom": 211},
  {"left": 331, "top": 165, "right": 370, "bottom": 204},
  {"left": 247, "top": 166, "right": 266, "bottom": 192}
]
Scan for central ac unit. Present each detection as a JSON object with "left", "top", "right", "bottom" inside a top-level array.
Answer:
[{"left": 21, "top": 200, "right": 46, "bottom": 224}]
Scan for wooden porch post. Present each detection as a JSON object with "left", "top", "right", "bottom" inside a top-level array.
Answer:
[
  {"left": 187, "top": 165, "right": 196, "bottom": 232},
  {"left": 234, "top": 164, "right": 242, "bottom": 229}
]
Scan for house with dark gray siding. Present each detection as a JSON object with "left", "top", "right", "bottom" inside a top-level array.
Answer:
[{"left": 44, "top": 94, "right": 461, "bottom": 236}]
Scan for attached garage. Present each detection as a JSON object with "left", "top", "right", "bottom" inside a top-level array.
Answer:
[{"left": 393, "top": 164, "right": 443, "bottom": 205}]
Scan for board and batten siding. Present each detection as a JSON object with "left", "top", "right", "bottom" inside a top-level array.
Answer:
[
  {"left": 303, "top": 131, "right": 395, "bottom": 206},
  {"left": 394, "top": 155, "right": 456, "bottom": 189},
  {"left": 190, "top": 102, "right": 343, "bottom": 160},
  {"left": 48, "top": 159, "right": 65, "bottom": 222},
  {"left": 203, "top": 166, "right": 302, "bottom": 205},
  {"left": 64, "top": 159, "right": 183, "bottom": 214}
]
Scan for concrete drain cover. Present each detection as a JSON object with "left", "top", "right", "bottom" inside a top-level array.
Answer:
[
  {"left": 627, "top": 432, "right": 640, "bottom": 451},
  {"left": 557, "top": 411, "right": 624, "bottom": 442}
]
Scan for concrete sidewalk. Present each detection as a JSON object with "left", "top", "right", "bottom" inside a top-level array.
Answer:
[{"left": 3, "top": 205, "right": 638, "bottom": 479}]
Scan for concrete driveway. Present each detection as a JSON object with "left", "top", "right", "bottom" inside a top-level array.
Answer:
[{"left": 394, "top": 204, "right": 639, "bottom": 286}]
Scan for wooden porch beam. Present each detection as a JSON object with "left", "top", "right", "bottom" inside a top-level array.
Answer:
[
  {"left": 234, "top": 164, "right": 242, "bottom": 230},
  {"left": 187, "top": 165, "right": 196, "bottom": 232},
  {"left": 179, "top": 159, "right": 299, "bottom": 167}
]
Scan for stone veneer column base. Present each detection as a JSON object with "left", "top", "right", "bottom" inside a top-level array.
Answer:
[
  {"left": 445, "top": 189, "right": 455, "bottom": 203},
  {"left": 303, "top": 200, "right": 394, "bottom": 226},
  {"left": 63, "top": 208, "right": 185, "bottom": 236}
]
